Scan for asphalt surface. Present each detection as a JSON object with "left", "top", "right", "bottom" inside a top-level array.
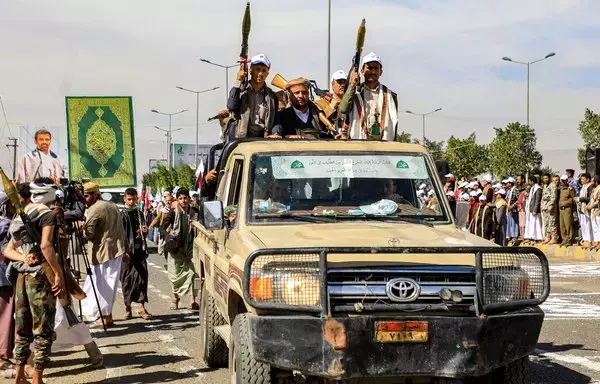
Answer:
[{"left": 6, "top": 254, "right": 600, "bottom": 383}]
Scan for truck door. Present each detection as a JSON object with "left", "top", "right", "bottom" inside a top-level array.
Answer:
[{"left": 212, "top": 156, "right": 244, "bottom": 314}]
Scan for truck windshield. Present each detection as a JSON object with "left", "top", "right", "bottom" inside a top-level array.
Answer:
[{"left": 249, "top": 153, "right": 449, "bottom": 223}]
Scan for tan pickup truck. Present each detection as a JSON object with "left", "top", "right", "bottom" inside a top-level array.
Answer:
[{"left": 193, "top": 139, "right": 550, "bottom": 384}]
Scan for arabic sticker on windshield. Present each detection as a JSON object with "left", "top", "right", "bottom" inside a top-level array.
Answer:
[{"left": 271, "top": 155, "right": 428, "bottom": 180}]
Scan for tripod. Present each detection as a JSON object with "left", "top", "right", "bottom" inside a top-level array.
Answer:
[{"left": 66, "top": 222, "right": 107, "bottom": 332}]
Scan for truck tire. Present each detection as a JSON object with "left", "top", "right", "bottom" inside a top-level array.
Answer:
[
  {"left": 464, "top": 356, "right": 530, "bottom": 384},
  {"left": 200, "top": 288, "right": 228, "bottom": 367},
  {"left": 231, "top": 314, "right": 272, "bottom": 384}
]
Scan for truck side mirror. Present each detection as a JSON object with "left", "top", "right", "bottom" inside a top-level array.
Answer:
[{"left": 202, "top": 201, "right": 224, "bottom": 230}]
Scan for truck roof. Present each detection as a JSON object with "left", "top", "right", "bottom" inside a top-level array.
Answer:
[{"left": 227, "top": 139, "right": 428, "bottom": 157}]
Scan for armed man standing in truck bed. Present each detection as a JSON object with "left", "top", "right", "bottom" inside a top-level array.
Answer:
[
  {"left": 339, "top": 52, "right": 399, "bottom": 141},
  {"left": 226, "top": 53, "right": 280, "bottom": 140}
]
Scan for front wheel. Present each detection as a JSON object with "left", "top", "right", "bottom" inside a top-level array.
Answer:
[
  {"left": 464, "top": 357, "right": 530, "bottom": 384},
  {"left": 230, "top": 314, "right": 272, "bottom": 384}
]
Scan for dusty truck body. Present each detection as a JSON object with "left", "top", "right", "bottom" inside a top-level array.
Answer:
[{"left": 192, "top": 139, "right": 550, "bottom": 383}]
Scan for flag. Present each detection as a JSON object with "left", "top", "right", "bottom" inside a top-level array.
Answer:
[
  {"left": 66, "top": 96, "right": 136, "bottom": 187},
  {"left": 196, "top": 158, "right": 205, "bottom": 190}
]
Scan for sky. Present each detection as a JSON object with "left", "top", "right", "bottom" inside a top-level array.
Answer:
[{"left": 1, "top": 0, "right": 600, "bottom": 183}]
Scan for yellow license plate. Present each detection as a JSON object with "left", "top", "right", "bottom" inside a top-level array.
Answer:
[{"left": 375, "top": 321, "right": 429, "bottom": 343}]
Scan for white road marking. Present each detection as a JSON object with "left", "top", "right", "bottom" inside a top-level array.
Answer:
[
  {"left": 105, "top": 367, "right": 122, "bottom": 379},
  {"left": 550, "top": 263, "right": 600, "bottom": 277},
  {"left": 161, "top": 270, "right": 168, "bottom": 274},
  {"left": 151, "top": 265, "right": 162, "bottom": 269},
  {"left": 158, "top": 334, "right": 175, "bottom": 343},
  {"left": 147, "top": 261, "right": 156, "bottom": 266},
  {"left": 166, "top": 346, "right": 190, "bottom": 357},
  {"left": 551, "top": 292, "right": 600, "bottom": 296},
  {"left": 179, "top": 365, "right": 204, "bottom": 377},
  {"left": 536, "top": 349, "right": 600, "bottom": 373},
  {"left": 542, "top": 296, "right": 600, "bottom": 318},
  {"left": 159, "top": 293, "right": 171, "bottom": 300}
]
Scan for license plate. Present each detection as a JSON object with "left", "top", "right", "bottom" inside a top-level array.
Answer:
[{"left": 374, "top": 321, "right": 429, "bottom": 343}]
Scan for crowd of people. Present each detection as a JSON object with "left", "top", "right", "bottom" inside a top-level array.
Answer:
[
  {"left": 436, "top": 169, "right": 600, "bottom": 248},
  {"left": 0, "top": 131, "right": 201, "bottom": 383}
]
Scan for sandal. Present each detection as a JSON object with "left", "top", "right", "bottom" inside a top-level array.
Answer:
[
  {"left": 124, "top": 309, "right": 133, "bottom": 320},
  {"left": 189, "top": 302, "right": 200, "bottom": 311},
  {"left": 0, "top": 358, "right": 13, "bottom": 370},
  {"left": 170, "top": 297, "right": 180, "bottom": 310},
  {"left": 138, "top": 309, "right": 153, "bottom": 320}
]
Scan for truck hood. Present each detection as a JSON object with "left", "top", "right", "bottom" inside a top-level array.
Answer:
[{"left": 247, "top": 222, "right": 493, "bottom": 266}]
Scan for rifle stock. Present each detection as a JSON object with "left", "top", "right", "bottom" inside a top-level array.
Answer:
[{"left": 271, "top": 73, "right": 288, "bottom": 90}]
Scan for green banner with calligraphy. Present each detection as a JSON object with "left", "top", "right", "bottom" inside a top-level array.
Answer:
[{"left": 66, "top": 96, "right": 136, "bottom": 187}]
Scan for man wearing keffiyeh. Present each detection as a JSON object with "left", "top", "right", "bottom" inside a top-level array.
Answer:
[{"left": 119, "top": 188, "right": 151, "bottom": 320}]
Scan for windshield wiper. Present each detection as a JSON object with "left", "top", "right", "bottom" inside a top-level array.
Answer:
[
  {"left": 253, "top": 212, "right": 337, "bottom": 223},
  {"left": 333, "top": 214, "right": 435, "bottom": 227}
]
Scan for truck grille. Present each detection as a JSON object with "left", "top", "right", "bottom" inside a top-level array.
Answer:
[{"left": 327, "top": 266, "right": 476, "bottom": 313}]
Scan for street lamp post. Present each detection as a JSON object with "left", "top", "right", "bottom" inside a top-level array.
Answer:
[
  {"left": 405, "top": 108, "right": 442, "bottom": 143},
  {"left": 199, "top": 59, "right": 238, "bottom": 101},
  {"left": 175, "top": 86, "right": 219, "bottom": 167},
  {"left": 327, "top": 0, "right": 331, "bottom": 86},
  {"left": 151, "top": 109, "right": 187, "bottom": 167},
  {"left": 501, "top": 52, "right": 556, "bottom": 127}
]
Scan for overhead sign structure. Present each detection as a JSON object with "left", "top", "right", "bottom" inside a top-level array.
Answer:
[
  {"left": 149, "top": 159, "right": 168, "bottom": 173},
  {"left": 173, "top": 143, "right": 214, "bottom": 168},
  {"left": 66, "top": 96, "right": 137, "bottom": 187}
]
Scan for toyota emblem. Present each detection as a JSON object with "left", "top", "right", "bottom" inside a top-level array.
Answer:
[{"left": 386, "top": 278, "right": 420, "bottom": 302}]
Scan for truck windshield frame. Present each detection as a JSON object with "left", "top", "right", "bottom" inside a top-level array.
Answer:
[{"left": 245, "top": 151, "right": 453, "bottom": 225}]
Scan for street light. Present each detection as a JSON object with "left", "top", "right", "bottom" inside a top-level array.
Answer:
[
  {"left": 501, "top": 52, "right": 556, "bottom": 126},
  {"left": 199, "top": 58, "right": 238, "bottom": 101},
  {"left": 405, "top": 108, "right": 442, "bottom": 143},
  {"left": 176, "top": 86, "right": 219, "bottom": 167},
  {"left": 151, "top": 109, "right": 187, "bottom": 167}
]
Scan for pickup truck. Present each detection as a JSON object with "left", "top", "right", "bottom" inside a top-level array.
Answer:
[{"left": 193, "top": 139, "right": 550, "bottom": 384}]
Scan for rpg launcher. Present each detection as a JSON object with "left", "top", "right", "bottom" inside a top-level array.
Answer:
[
  {"left": 239, "top": 2, "right": 252, "bottom": 87},
  {"left": 0, "top": 168, "right": 84, "bottom": 327},
  {"left": 348, "top": 19, "right": 366, "bottom": 86}
]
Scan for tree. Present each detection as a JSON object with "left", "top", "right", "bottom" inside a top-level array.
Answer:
[
  {"left": 142, "top": 164, "right": 196, "bottom": 193},
  {"left": 488, "top": 122, "right": 542, "bottom": 178},
  {"left": 395, "top": 131, "right": 412, "bottom": 143},
  {"left": 443, "top": 133, "right": 489, "bottom": 178},
  {"left": 420, "top": 138, "right": 445, "bottom": 162},
  {"left": 530, "top": 166, "right": 557, "bottom": 178},
  {"left": 577, "top": 108, "right": 600, "bottom": 170}
]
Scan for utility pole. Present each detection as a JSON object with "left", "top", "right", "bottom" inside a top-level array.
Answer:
[
  {"left": 6, "top": 137, "right": 18, "bottom": 180},
  {"left": 175, "top": 86, "right": 219, "bottom": 167},
  {"left": 151, "top": 109, "right": 187, "bottom": 167},
  {"left": 405, "top": 108, "right": 442, "bottom": 144}
]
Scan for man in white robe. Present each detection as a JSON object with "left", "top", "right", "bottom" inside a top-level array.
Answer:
[
  {"left": 525, "top": 176, "right": 543, "bottom": 241},
  {"left": 80, "top": 181, "right": 126, "bottom": 326},
  {"left": 339, "top": 52, "right": 399, "bottom": 141},
  {"left": 576, "top": 173, "right": 594, "bottom": 247}
]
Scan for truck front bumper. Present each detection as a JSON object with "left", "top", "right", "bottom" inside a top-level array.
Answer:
[{"left": 242, "top": 308, "right": 544, "bottom": 379}]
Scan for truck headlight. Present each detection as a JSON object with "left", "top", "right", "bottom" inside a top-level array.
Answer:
[
  {"left": 482, "top": 268, "right": 531, "bottom": 304},
  {"left": 248, "top": 254, "right": 321, "bottom": 309}
]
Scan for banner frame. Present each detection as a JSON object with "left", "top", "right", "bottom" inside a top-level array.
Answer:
[{"left": 65, "top": 96, "right": 137, "bottom": 187}]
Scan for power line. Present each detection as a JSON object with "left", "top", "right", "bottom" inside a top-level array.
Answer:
[{"left": 0, "top": 96, "right": 14, "bottom": 140}]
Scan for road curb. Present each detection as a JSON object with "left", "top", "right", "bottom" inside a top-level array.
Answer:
[{"left": 530, "top": 243, "right": 600, "bottom": 262}]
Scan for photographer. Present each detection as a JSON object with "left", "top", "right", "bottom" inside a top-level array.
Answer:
[{"left": 2, "top": 182, "right": 63, "bottom": 384}]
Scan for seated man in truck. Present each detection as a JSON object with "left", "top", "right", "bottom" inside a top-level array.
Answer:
[{"left": 278, "top": 78, "right": 332, "bottom": 139}]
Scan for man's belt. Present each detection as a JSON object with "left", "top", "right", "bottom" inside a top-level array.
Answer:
[{"left": 559, "top": 206, "right": 572, "bottom": 210}]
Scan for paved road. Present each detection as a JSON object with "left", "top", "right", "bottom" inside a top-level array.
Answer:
[{"left": 15, "top": 256, "right": 600, "bottom": 384}]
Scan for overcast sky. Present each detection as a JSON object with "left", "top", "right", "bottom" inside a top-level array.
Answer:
[{"left": 1, "top": 0, "right": 599, "bottom": 183}]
